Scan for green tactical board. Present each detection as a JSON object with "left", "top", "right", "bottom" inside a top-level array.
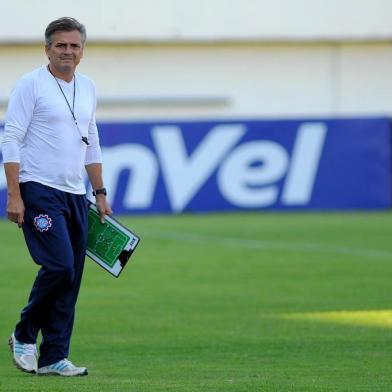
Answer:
[{"left": 86, "top": 202, "right": 140, "bottom": 277}]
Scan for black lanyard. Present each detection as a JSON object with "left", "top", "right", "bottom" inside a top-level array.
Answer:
[{"left": 47, "top": 65, "right": 89, "bottom": 145}]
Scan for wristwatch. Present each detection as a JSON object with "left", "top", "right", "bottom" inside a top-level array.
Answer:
[{"left": 92, "top": 187, "right": 107, "bottom": 196}]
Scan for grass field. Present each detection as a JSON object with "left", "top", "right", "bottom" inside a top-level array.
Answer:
[{"left": 0, "top": 212, "right": 391, "bottom": 391}]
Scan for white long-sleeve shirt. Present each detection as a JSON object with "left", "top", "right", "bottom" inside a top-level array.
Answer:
[{"left": 2, "top": 65, "right": 102, "bottom": 194}]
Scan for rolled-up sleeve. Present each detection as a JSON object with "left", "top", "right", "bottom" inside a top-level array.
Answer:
[
  {"left": 84, "top": 118, "right": 102, "bottom": 165},
  {"left": 2, "top": 76, "right": 35, "bottom": 163}
]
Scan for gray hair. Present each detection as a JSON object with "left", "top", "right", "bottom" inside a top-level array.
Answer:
[{"left": 45, "top": 17, "right": 86, "bottom": 47}]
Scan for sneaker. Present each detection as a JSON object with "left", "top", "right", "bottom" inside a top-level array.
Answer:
[
  {"left": 37, "top": 359, "right": 88, "bottom": 376},
  {"left": 8, "top": 332, "right": 38, "bottom": 373}
]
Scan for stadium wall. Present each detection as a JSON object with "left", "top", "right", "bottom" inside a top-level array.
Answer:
[
  {"left": 1, "top": 0, "right": 392, "bottom": 43},
  {"left": 1, "top": 42, "right": 392, "bottom": 120},
  {"left": 1, "top": 2, "right": 391, "bottom": 215}
]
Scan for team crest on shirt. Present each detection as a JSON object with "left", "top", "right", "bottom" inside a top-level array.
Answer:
[{"left": 34, "top": 214, "right": 53, "bottom": 232}]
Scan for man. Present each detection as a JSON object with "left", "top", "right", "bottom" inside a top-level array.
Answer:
[{"left": 2, "top": 17, "right": 111, "bottom": 376}]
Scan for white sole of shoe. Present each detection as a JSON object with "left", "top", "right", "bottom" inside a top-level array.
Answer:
[{"left": 37, "top": 369, "right": 88, "bottom": 377}]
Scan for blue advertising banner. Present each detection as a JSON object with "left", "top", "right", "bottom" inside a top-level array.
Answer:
[{"left": 0, "top": 118, "right": 391, "bottom": 215}]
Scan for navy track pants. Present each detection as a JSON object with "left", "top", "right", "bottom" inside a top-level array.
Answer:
[{"left": 15, "top": 181, "right": 88, "bottom": 368}]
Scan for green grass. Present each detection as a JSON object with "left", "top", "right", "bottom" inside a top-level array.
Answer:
[{"left": 0, "top": 212, "right": 392, "bottom": 391}]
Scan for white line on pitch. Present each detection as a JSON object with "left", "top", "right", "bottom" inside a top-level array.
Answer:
[{"left": 140, "top": 229, "right": 392, "bottom": 259}]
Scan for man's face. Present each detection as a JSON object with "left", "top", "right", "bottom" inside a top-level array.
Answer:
[{"left": 45, "top": 30, "right": 84, "bottom": 74}]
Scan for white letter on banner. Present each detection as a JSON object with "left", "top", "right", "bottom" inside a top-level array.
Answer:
[
  {"left": 101, "top": 144, "right": 158, "bottom": 209},
  {"left": 217, "top": 141, "right": 289, "bottom": 207},
  {"left": 152, "top": 125, "right": 246, "bottom": 212},
  {"left": 281, "top": 122, "right": 327, "bottom": 205}
]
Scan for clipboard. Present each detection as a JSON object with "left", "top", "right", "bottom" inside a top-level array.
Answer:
[{"left": 86, "top": 202, "right": 141, "bottom": 277}]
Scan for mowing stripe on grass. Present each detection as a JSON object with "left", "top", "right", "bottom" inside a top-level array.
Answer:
[{"left": 280, "top": 309, "right": 392, "bottom": 328}]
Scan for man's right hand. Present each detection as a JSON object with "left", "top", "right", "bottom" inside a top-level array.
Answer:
[{"left": 7, "top": 194, "right": 25, "bottom": 228}]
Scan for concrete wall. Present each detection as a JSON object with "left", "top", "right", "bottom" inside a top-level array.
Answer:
[
  {"left": 2, "top": 0, "right": 392, "bottom": 42},
  {"left": 1, "top": 42, "right": 392, "bottom": 120},
  {"left": 1, "top": 1, "right": 392, "bottom": 120}
]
